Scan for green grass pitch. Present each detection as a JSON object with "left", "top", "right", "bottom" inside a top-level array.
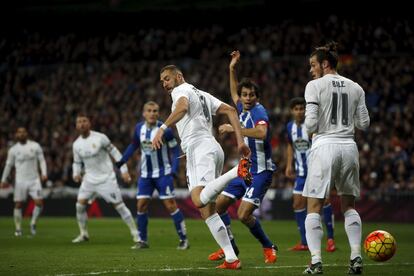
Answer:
[{"left": 0, "top": 217, "right": 413, "bottom": 275}]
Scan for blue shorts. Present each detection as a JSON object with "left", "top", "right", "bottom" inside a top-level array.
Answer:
[
  {"left": 293, "top": 176, "right": 306, "bottom": 194},
  {"left": 137, "top": 175, "right": 175, "bottom": 200},
  {"left": 221, "top": 170, "right": 273, "bottom": 207}
]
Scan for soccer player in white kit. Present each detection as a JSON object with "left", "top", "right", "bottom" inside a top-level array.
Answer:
[
  {"left": 1, "top": 127, "right": 47, "bottom": 236},
  {"left": 153, "top": 65, "right": 251, "bottom": 269},
  {"left": 302, "top": 42, "right": 370, "bottom": 274},
  {"left": 71, "top": 114, "right": 139, "bottom": 245}
]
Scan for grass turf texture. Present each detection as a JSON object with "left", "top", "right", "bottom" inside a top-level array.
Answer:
[{"left": 1, "top": 218, "right": 413, "bottom": 275}]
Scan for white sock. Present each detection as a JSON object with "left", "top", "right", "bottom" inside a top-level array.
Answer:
[
  {"left": 205, "top": 213, "right": 238, "bottom": 263},
  {"left": 31, "top": 205, "right": 43, "bottom": 225},
  {"left": 344, "top": 209, "right": 362, "bottom": 260},
  {"left": 305, "top": 212, "right": 323, "bottom": 264},
  {"left": 76, "top": 203, "right": 88, "bottom": 236},
  {"left": 14, "top": 208, "right": 22, "bottom": 231},
  {"left": 200, "top": 166, "right": 238, "bottom": 205},
  {"left": 115, "top": 203, "right": 139, "bottom": 240}
]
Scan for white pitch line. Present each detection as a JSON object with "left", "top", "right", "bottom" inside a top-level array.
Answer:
[{"left": 53, "top": 262, "right": 414, "bottom": 276}]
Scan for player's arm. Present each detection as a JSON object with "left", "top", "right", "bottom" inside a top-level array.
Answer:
[
  {"left": 72, "top": 147, "right": 82, "bottom": 183},
  {"left": 164, "top": 128, "right": 180, "bottom": 176},
  {"left": 229, "top": 50, "right": 241, "bottom": 105},
  {"left": 116, "top": 126, "right": 140, "bottom": 168},
  {"left": 101, "top": 134, "right": 131, "bottom": 183},
  {"left": 285, "top": 142, "right": 295, "bottom": 179},
  {"left": 354, "top": 86, "right": 370, "bottom": 130},
  {"left": 152, "top": 97, "right": 188, "bottom": 150},
  {"left": 219, "top": 123, "right": 267, "bottom": 140},
  {"left": 1, "top": 148, "right": 15, "bottom": 187},
  {"left": 304, "top": 82, "right": 319, "bottom": 134},
  {"left": 36, "top": 144, "right": 48, "bottom": 182},
  {"left": 216, "top": 102, "right": 251, "bottom": 158}
]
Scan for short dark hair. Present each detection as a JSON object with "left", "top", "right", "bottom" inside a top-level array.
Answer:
[
  {"left": 160, "top": 65, "right": 183, "bottom": 75},
  {"left": 237, "top": 78, "right": 260, "bottom": 98},
  {"left": 310, "top": 41, "right": 339, "bottom": 69},
  {"left": 289, "top": 97, "right": 306, "bottom": 109},
  {"left": 76, "top": 111, "right": 90, "bottom": 119}
]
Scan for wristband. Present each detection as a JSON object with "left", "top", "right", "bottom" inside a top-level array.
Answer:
[{"left": 160, "top": 124, "right": 168, "bottom": 131}]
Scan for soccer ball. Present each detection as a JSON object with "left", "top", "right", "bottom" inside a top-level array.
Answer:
[{"left": 364, "top": 230, "right": 396, "bottom": 262}]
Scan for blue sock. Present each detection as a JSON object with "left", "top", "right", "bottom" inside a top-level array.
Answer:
[
  {"left": 294, "top": 208, "right": 307, "bottom": 245},
  {"left": 171, "top": 209, "right": 187, "bottom": 241},
  {"left": 249, "top": 218, "right": 273, "bottom": 248},
  {"left": 137, "top": 212, "right": 148, "bottom": 242},
  {"left": 323, "top": 204, "right": 334, "bottom": 239}
]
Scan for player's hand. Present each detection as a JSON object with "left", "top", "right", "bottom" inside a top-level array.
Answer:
[
  {"left": 238, "top": 142, "right": 251, "bottom": 159},
  {"left": 229, "top": 50, "right": 240, "bottom": 70},
  {"left": 219, "top": 124, "right": 234, "bottom": 134},
  {"left": 73, "top": 175, "right": 82, "bottom": 183},
  {"left": 121, "top": 172, "right": 131, "bottom": 184},
  {"left": 285, "top": 165, "right": 295, "bottom": 179},
  {"left": 152, "top": 129, "right": 164, "bottom": 150},
  {"left": 115, "top": 160, "right": 124, "bottom": 169},
  {"left": 40, "top": 175, "right": 48, "bottom": 182}
]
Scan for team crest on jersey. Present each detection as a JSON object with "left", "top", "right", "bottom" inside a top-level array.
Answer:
[
  {"left": 141, "top": 140, "right": 153, "bottom": 155},
  {"left": 294, "top": 138, "right": 310, "bottom": 153}
]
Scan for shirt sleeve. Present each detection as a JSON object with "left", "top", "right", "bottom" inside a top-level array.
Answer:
[
  {"left": 36, "top": 144, "right": 47, "bottom": 177},
  {"left": 236, "top": 101, "right": 243, "bottom": 114},
  {"left": 304, "top": 81, "right": 319, "bottom": 133},
  {"left": 354, "top": 84, "right": 370, "bottom": 130},
  {"left": 205, "top": 92, "right": 224, "bottom": 116},
  {"left": 101, "top": 134, "right": 128, "bottom": 174},
  {"left": 72, "top": 145, "right": 82, "bottom": 178},
  {"left": 251, "top": 105, "right": 269, "bottom": 127},
  {"left": 1, "top": 148, "right": 15, "bottom": 182},
  {"left": 171, "top": 87, "right": 190, "bottom": 104}
]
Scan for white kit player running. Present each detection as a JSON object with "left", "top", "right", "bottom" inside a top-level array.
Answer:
[
  {"left": 153, "top": 65, "right": 251, "bottom": 270},
  {"left": 71, "top": 114, "right": 139, "bottom": 245},
  {"left": 1, "top": 127, "right": 47, "bottom": 236},
  {"left": 302, "top": 42, "right": 370, "bottom": 275}
]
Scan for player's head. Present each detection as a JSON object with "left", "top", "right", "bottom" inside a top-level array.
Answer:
[
  {"left": 76, "top": 113, "right": 91, "bottom": 135},
  {"left": 15, "top": 127, "right": 28, "bottom": 143},
  {"left": 289, "top": 97, "right": 306, "bottom": 123},
  {"left": 143, "top": 101, "right": 159, "bottom": 125},
  {"left": 238, "top": 78, "right": 260, "bottom": 110},
  {"left": 160, "top": 65, "right": 185, "bottom": 94},
  {"left": 309, "top": 41, "right": 339, "bottom": 79}
]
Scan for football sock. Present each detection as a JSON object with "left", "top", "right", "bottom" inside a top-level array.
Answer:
[
  {"left": 323, "top": 204, "right": 334, "bottom": 239},
  {"left": 115, "top": 203, "right": 138, "bottom": 240},
  {"left": 31, "top": 205, "right": 43, "bottom": 225},
  {"left": 249, "top": 218, "right": 273, "bottom": 248},
  {"left": 76, "top": 203, "right": 88, "bottom": 236},
  {"left": 305, "top": 213, "right": 323, "bottom": 264},
  {"left": 14, "top": 208, "right": 22, "bottom": 232},
  {"left": 344, "top": 209, "right": 362, "bottom": 260},
  {"left": 220, "top": 212, "right": 238, "bottom": 250},
  {"left": 137, "top": 212, "right": 148, "bottom": 242},
  {"left": 294, "top": 208, "right": 307, "bottom": 245},
  {"left": 205, "top": 213, "right": 238, "bottom": 263},
  {"left": 199, "top": 166, "right": 238, "bottom": 205},
  {"left": 170, "top": 209, "right": 187, "bottom": 241}
]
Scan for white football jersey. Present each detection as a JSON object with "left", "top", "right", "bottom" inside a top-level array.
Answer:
[
  {"left": 304, "top": 73, "right": 370, "bottom": 147},
  {"left": 1, "top": 140, "right": 47, "bottom": 183},
  {"left": 171, "top": 82, "right": 223, "bottom": 153},
  {"left": 72, "top": 131, "right": 127, "bottom": 184}
]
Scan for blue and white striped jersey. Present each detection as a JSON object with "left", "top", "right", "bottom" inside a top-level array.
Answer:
[
  {"left": 120, "top": 121, "right": 180, "bottom": 179},
  {"left": 286, "top": 121, "right": 311, "bottom": 177},
  {"left": 237, "top": 102, "right": 276, "bottom": 174}
]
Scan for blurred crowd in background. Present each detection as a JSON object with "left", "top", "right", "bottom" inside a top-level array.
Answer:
[{"left": 1, "top": 16, "right": 413, "bottom": 195}]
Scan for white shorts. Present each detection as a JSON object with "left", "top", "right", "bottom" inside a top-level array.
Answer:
[
  {"left": 186, "top": 138, "right": 224, "bottom": 191},
  {"left": 14, "top": 179, "right": 43, "bottom": 202},
  {"left": 78, "top": 175, "right": 123, "bottom": 204},
  {"left": 303, "top": 143, "right": 360, "bottom": 199}
]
